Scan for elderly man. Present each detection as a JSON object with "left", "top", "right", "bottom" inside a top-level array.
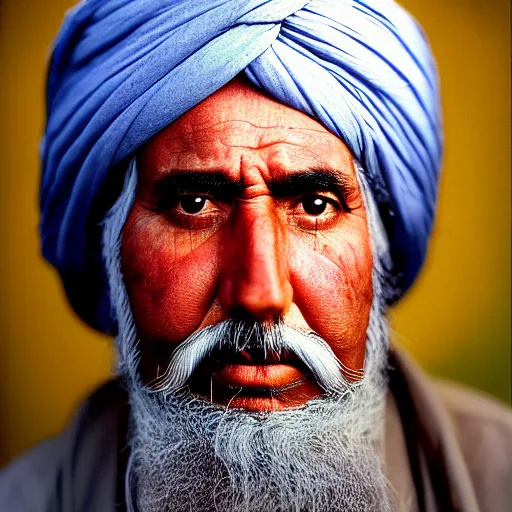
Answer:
[{"left": 1, "top": 0, "right": 511, "bottom": 511}]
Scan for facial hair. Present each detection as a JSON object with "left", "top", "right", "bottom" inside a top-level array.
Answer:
[
  {"left": 125, "top": 309, "right": 392, "bottom": 512},
  {"left": 102, "top": 159, "right": 395, "bottom": 512}
]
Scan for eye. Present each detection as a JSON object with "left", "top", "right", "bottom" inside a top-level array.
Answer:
[
  {"left": 290, "top": 193, "right": 343, "bottom": 231},
  {"left": 164, "top": 195, "right": 228, "bottom": 231},
  {"left": 299, "top": 195, "right": 340, "bottom": 216},
  {"left": 178, "top": 196, "right": 208, "bottom": 214},
  {"left": 301, "top": 195, "right": 330, "bottom": 216}
]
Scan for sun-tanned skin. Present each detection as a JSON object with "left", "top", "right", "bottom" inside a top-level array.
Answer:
[{"left": 121, "top": 79, "right": 374, "bottom": 411}]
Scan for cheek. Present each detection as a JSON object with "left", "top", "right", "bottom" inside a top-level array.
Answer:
[
  {"left": 289, "top": 228, "right": 373, "bottom": 368},
  {"left": 121, "top": 212, "right": 221, "bottom": 343}
]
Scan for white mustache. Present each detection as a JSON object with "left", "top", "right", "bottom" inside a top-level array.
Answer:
[{"left": 151, "top": 320, "right": 364, "bottom": 398}]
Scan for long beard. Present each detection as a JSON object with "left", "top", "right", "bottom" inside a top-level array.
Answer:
[{"left": 125, "top": 307, "right": 393, "bottom": 512}]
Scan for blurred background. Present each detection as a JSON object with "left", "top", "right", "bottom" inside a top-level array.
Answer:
[{"left": 0, "top": 0, "right": 510, "bottom": 467}]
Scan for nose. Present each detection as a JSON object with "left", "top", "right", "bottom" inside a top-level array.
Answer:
[{"left": 218, "top": 195, "right": 292, "bottom": 322}]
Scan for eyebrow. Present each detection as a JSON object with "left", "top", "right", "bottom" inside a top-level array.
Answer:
[
  {"left": 153, "top": 168, "right": 356, "bottom": 204},
  {"left": 154, "top": 172, "right": 242, "bottom": 203},
  {"left": 269, "top": 170, "right": 356, "bottom": 201}
]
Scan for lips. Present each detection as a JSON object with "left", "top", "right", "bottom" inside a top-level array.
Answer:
[
  {"left": 189, "top": 347, "right": 312, "bottom": 396},
  {"left": 215, "top": 363, "right": 307, "bottom": 390},
  {"left": 141, "top": 339, "right": 324, "bottom": 410}
]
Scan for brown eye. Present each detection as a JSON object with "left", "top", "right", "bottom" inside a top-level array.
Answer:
[
  {"left": 179, "top": 196, "right": 207, "bottom": 214},
  {"left": 301, "top": 195, "right": 329, "bottom": 215}
]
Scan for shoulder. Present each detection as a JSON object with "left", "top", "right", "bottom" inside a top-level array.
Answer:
[
  {"left": 388, "top": 348, "right": 512, "bottom": 511},
  {"left": 435, "top": 380, "right": 512, "bottom": 451},
  {"left": 435, "top": 381, "right": 512, "bottom": 510},
  {"left": 0, "top": 380, "right": 128, "bottom": 512},
  {"left": 0, "top": 435, "right": 66, "bottom": 512}
]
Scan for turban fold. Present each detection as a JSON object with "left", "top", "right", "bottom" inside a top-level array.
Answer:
[{"left": 41, "top": 0, "right": 442, "bottom": 333}]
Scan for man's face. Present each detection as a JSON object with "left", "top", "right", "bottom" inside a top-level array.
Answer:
[{"left": 121, "top": 79, "right": 373, "bottom": 411}]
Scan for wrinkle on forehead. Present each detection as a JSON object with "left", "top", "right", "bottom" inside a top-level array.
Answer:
[
  {"left": 138, "top": 79, "right": 356, "bottom": 183},
  {"left": 140, "top": 131, "right": 356, "bottom": 189},
  {"left": 164, "top": 122, "right": 338, "bottom": 153},
  {"left": 164, "top": 78, "right": 326, "bottom": 133}
]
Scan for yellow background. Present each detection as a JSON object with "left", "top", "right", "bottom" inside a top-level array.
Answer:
[{"left": 0, "top": 0, "right": 510, "bottom": 467}]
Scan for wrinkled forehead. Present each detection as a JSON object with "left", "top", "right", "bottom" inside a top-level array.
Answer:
[
  {"left": 164, "top": 78, "right": 328, "bottom": 134},
  {"left": 138, "top": 79, "right": 356, "bottom": 181}
]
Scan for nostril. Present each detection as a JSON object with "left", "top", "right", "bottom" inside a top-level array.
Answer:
[
  {"left": 229, "top": 306, "right": 256, "bottom": 323},
  {"left": 229, "top": 306, "right": 282, "bottom": 324}
]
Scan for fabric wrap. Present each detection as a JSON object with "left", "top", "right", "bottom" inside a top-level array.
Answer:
[{"left": 40, "top": 0, "right": 442, "bottom": 333}]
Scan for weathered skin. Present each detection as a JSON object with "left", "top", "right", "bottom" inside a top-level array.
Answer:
[{"left": 121, "top": 79, "right": 373, "bottom": 411}]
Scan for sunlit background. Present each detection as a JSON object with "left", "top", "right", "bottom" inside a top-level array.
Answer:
[{"left": 0, "top": 0, "right": 510, "bottom": 467}]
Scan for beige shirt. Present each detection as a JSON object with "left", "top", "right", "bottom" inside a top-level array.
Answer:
[{"left": 384, "top": 348, "right": 512, "bottom": 512}]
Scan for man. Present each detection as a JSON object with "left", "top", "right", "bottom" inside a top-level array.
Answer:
[{"left": 1, "top": 0, "right": 511, "bottom": 511}]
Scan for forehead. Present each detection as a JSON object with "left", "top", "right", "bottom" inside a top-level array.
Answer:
[{"left": 138, "top": 79, "right": 355, "bottom": 180}]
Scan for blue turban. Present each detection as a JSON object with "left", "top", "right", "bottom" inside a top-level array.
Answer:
[{"left": 41, "top": 0, "right": 442, "bottom": 333}]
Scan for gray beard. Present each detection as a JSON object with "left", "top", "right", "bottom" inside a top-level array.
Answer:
[{"left": 124, "top": 307, "right": 393, "bottom": 512}]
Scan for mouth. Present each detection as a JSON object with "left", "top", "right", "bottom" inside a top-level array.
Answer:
[
  {"left": 216, "top": 363, "right": 308, "bottom": 391},
  {"left": 139, "top": 339, "right": 326, "bottom": 411},
  {"left": 187, "top": 347, "right": 323, "bottom": 410},
  {"left": 207, "top": 347, "right": 306, "bottom": 388}
]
